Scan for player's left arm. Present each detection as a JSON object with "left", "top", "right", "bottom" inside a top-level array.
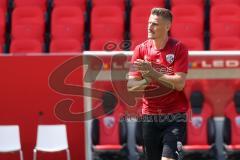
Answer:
[{"left": 142, "top": 69, "right": 186, "bottom": 91}]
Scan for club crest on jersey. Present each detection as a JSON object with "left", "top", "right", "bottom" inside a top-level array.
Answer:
[{"left": 166, "top": 53, "right": 175, "bottom": 64}]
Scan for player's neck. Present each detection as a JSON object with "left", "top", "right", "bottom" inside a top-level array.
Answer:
[{"left": 152, "top": 35, "right": 169, "bottom": 50}]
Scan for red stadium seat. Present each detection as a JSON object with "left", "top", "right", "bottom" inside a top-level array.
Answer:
[
  {"left": 211, "top": 21, "right": 240, "bottom": 38},
  {"left": 223, "top": 90, "right": 240, "bottom": 159},
  {"left": 210, "top": 37, "right": 240, "bottom": 50},
  {"left": 183, "top": 89, "right": 217, "bottom": 159},
  {"left": 92, "top": 0, "right": 125, "bottom": 10},
  {"left": 90, "top": 38, "right": 123, "bottom": 51},
  {"left": 131, "top": 0, "right": 164, "bottom": 7},
  {"left": 210, "top": 5, "right": 240, "bottom": 38},
  {"left": 53, "top": 0, "right": 86, "bottom": 12},
  {"left": 91, "top": 6, "right": 124, "bottom": 39},
  {"left": 130, "top": 6, "right": 153, "bottom": 40},
  {"left": 172, "top": 5, "right": 204, "bottom": 27},
  {"left": 211, "top": 0, "right": 240, "bottom": 6},
  {"left": 12, "top": 24, "right": 45, "bottom": 42},
  {"left": 91, "top": 91, "right": 128, "bottom": 160},
  {"left": 0, "top": 9, "right": 5, "bottom": 45},
  {"left": 130, "top": 38, "right": 147, "bottom": 50},
  {"left": 10, "top": 39, "right": 43, "bottom": 53},
  {"left": 178, "top": 37, "right": 204, "bottom": 50},
  {"left": 171, "top": 5, "right": 204, "bottom": 48},
  {"left": 14, "top": 0, "right": 47, "bottom": 11},
  {"left": 171, "top": 0, "right": 204, "bottom": 8},
  {"left": 0, "top": 0, "right": 7, "bottom": 12},
  {"left": 211, "top": 4, "right": 240, "bottom": 22},
  {"left": 50, "top": 39, "right": 83, "bottom": 53},
  {"left": 12, "top": 7, "right": 45, "bottom": 42},
  {"left": 171, "top": 20, "right": 204, "bottom": 40},
  {"left": 51, "top": 6, "right": 84, "bottom": 42},
  {"left": 184, "top": 80, "right": 208, "bottom": 99},
  {"left": 131, "top": 21, "right": 148, "bottom": 40}
]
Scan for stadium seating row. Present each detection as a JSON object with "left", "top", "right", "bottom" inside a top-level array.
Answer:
[
  {"left": 91, "top": 86, "right": 240, "bottom": 160},
  {"left": 0, "top": 0, "right": 240, "bottom": 53}
]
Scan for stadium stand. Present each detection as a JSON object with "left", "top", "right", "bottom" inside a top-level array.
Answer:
[
  {"left": 210, "top": 20, "right": 240, "bottom": 38},
  {"left": 210, "top": 4, "right": 240, "bottom": 37},
  {"left": 91, "top": 0, "right": 125, "bottom": 10},
  {"left": 0, "top": 0, "right": 238, "bottom": 52},
  {"left": 90, "top": 6, "right": 124, "bottom": 51},
  {"left": 1, "top": 1, "right": 240, "bottom": 160},
  {"left": 50, "top": 39, "right": 82, "bottom": 53},
  {"left": 178, "top": 37, "right": 204, "bottom": 50},
  {"left": 210, "top": 4, "right": 240, "bottom": 50},
  {"left": 130, "top": 6, "right": 154, "bottom": 43},
  {"left": 91, "top": 91, "right": 128, "bottom": 160},
  {"left": 91, "top": 6, "right": 124, "bottom": 40},
  {"left": 11, "top": 7, "right": 45, "bottom": 42},
  {"left": 130, "top": 5, "right": 152, "bottom": 36},
  {"left": 0, "top": 0, "right": 8, "bottom": 12},
  {"left": 130, "top": 0, "right": 165, "bottom": 50},
  {"left": 90, "top": 38, "right": 122, "bottom": 51},
  {"left": 171, "top": 20, "right": 204, "bottom": 38},
  {"left": 210, "top": 4, "right": 240, "bottom": 22},
  {"left": 171, "top": 5, "right": 204, "bottom": 50},
  {"left": 171, "top": 5, "right": 204, "bottom": 28},
  {"left": 211, "top": 0, "right": 240, "bottom": 6},
  {"left": 130, "top": 38, "right": 146, "bottom": 50},
  {"left": 223, "top": 90, "right": 240, "bottom": 160},
  {"left": 210, "top": 37, "right": 240, "bottom": 50},
  {"left": 131, "top": 0, "right": 165, "bottom": 7},
  {"left": 0, "top": 8, "right": 5, "bottom": 52},
  {"left": 13, "top": 0, "right": 47, "bottom": 11},
  {"left": 182, "top": 83, "right": 216, "bottom": 159},
  {"left": 51, "top": 6, "right": 85, "bottom": 42},
  {"left": 53, "top": 0, "right": 86, "bottom": 13},
  {"left": 10, "top": 39, "right": 43, "bottom": 53},
  {"left": 171, "top": 0, "right": 205, "bottom": 8}
]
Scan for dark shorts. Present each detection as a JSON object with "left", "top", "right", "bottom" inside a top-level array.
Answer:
[{"left": 141, "top": 113, "right": 186, "bottom": 160}]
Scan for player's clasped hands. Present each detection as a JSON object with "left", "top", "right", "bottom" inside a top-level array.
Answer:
[
  {"left": 133, "top": 59, "right": 153, "bottom": 74},
  {"left": 133, "top": 59, "right": 155, "bottom": 83}
]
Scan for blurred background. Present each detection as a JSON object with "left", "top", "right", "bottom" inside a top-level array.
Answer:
[{"left": 0, "top": 0, "right": 239, "bottom": 160}]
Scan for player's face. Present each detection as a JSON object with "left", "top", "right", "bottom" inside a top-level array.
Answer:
[{"left": 148, "top": 14, "right": 171, "bottom": 39}]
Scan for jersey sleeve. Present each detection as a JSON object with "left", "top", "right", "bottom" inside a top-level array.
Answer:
[
  {"left": 173, "top": 43, "right": 189, "bottom": 73},
  {"left": 128, "top": 45, "right": 143, "bottom": 79}
]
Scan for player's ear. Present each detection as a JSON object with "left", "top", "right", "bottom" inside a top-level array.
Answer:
[{"left": 166, "top": 21, "right": 171, "bottom": 31}]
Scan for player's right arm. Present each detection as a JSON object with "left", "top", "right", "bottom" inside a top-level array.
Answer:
[
  {"left": 127, "top": 45, "right": 150, "bottom": 92},
  {"left": 127, "top": 77, "right": 149, "bottom": 92}
]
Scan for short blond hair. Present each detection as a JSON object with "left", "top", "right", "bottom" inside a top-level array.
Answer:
[{"left": 151, "top": 8, "right": 173, "bottom": 22}]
